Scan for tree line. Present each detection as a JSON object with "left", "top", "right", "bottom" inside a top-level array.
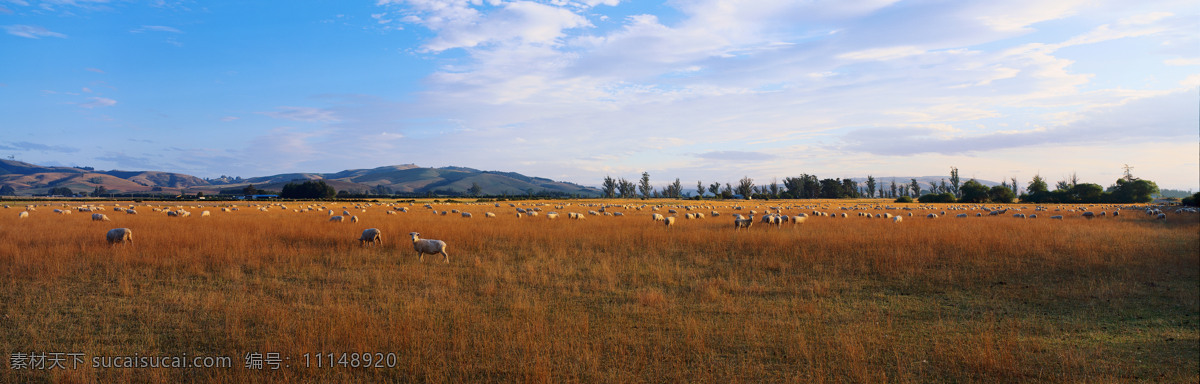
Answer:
[{"left": 602, "top": 167, "right": 1165, "bottom": 204}]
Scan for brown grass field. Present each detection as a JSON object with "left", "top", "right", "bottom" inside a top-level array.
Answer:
[{"left": 0, "top": 199, "right": 1196, "bottom": 383}]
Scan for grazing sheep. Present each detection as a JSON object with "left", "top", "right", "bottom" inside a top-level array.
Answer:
[
  {"left": 360, "top": 228, "right": 382, "bottom": 246},
  {"left": 351, "top": 215, "right": 359, "bottom": 222},
  {"left": 201, "top": 210, "right": 211, "bottom": 217},
  {"left": 92, "top": 213, "right": 111, "bottom": 221},
  {"left": 955, "top": 213, "right": 967, "bottom": 218},
  {"left": 1156, "top": 213, "right": 1167, "bottom": 220},
  {"left": 125, "top": 209, "right": 137, "bottom": 214},
  {"left": 1013, "top": 214, "right": 1025, "bottom": 219},
  {"left": 893, "top": 216, "right": 903, "bottom": 223},
  {"left": 485, "top": 212, "right": 496, "bottom": 218},
  {"left": 1050, "top": 215, "right": 1064, "bottom": 220},
  {"left": 1082, "top": 212, "right": 1095, "bottom": 219},
  {"left": 330, "top": 216, "right": 345, "bottom": 223},
  {"left": 734, "top": 214, "right": 754, "bottom": 230},
  {"left": 792, "top": 215, "right": 807, "bottom": 224},
  {"left": 546, "top": 212, "right": 559, "bottom": 219},
  {"left": 516, "top": 212, "right": 523, "bottom": 218},
  {"left": 664, "top": 216, "right": 676, "bottom": 227},
  {"left": 926, "top": 214, "right": 938, "bottom": 218},
  {"left": 651, "top": 213, "right": 664, "bottom": 221},
  {"left": 409, "top": 232, "right": 449, "bottom": 263},
  {"left": 1112, "top": 211, "right": 1120, "bottom": 217},
  {"left": 461, "top": 212, "right": 472, "bottom": 218},
  {"left": 106, "top": 228, "right": 133, "bottom": 245}
]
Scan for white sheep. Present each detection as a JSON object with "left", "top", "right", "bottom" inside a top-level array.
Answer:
[
  {"left": 351, "top": 215, "right": 360, "bottom": 223},
  {"left": 201, "top": 210, "right": 211, "bottom": 217},
  {"left": 484, "top": 212, "right": 496, "bottom": 218},
  {"left": 1082, "top": 212, "right": 1095, "bottom": 219},
  {"left": 926, "top": 213, "right": 938, "bottom": 218},
  {"left": 92, "top": 213, "right": 111, "bottom": 221},
  {"left": 734, "top": 214, "right": 753, "bottom": 230},
  {"left": 409, "top": 232, "right": 449, "bottom": 263},
  {"left": 360, "top": 228, "right": 382, "bottom": 247},
  {"left": 792, "top": 215, "right": 807, "bottom": 224},
  {"left": 651, "top": 213, "right": 664, "bottom": 221},
  {"left": 892, "top": 216, "right": 903, "bottom": 223},
  {"left": 330, "top": 215, "right": 345, "bottom": 223},
  {"left": 546, "top": 212, "right": 559, "bottom": 219},
  {"left": 106, "top": 228, "right": 133, "bottom": 245}
]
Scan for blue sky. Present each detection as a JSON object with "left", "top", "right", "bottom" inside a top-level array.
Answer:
[{"left": 2, "top": 0, "right": 1197, "bottom": 190}]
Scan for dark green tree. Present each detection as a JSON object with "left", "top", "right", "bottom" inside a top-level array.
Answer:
[
  {"left": 866, "top": 175, "right": 877, "bottom": 198},
  {"left": 959, "top": 180, "right": 990, "bottom": 203},
  {"left": 638, "top": 172, "right": 652, "bottom": 199},
  {"left": 469, "top": 182, "right": 483, "bottom": 197},
  {"left": 949, "top": 167, "right": 961, "bottom": 198},
  {"left": 602, "top": 176, "right": 617, "bottom": 198},
  {"left": 988, "top": 185, "right": 1016, "bottom": 203},
  {"left": 736, "top": 177, "right": 754, "bottom": 198},
  {"left": 280, "top": 180, "right": 336, "bottom": 199}
]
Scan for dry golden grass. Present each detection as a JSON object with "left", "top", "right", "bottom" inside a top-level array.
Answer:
[{"left": 0, "top": 200, "right": 1196, "bottom": 383}]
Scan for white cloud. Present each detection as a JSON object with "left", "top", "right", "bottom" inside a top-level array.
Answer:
[
  {"left": 4, "top": 24, "right": 67, "bottom": 38},
  {"left": 260, "top": 106, "right": 339, "bottom": 123},
  {"left": 130, "top": 25, "right": 183, "bottom": 33},
  {"left": 80, "top": 97, "right": 116, "bottom": 108}
]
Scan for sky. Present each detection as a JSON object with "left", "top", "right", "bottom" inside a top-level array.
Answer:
[{"left": 1, "top": 0, "right": 1198, "bottom": 191}]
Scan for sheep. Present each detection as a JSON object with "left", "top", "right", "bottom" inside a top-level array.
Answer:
[
  {"left": 351, "top": 215, "right": 359, "bottom": 222},
  {"left": 201, "top": 210, "right": 211, "bottom": 217},
  {"left": 734, "top": 214, "right": 754, "bottom": 230},
  {"left": 409, "top": 232, "right": 449, "bottom": 263},
  {"left": 360, "top": 228, "right": 382, "bottom": 247},
  {"left": 1156, "top": 213, "right": 1167, "bottom": 220},
  {"left": 955, "top": 213, "right": 967, "bottom": 218},
  {"left": 651, "top": 213, "right": 664, "bottom": 221},
  {"left": 892, "top": 216, "right": 903, "bottom": 223},
  {"left": 1013, "top": 213, "right": 1026, "bottom": 219},
  {"left": 485, "top": 212, "right": 496, "bottom": 218},
  {"left": 792, "top": 215, "right": 807, "bottom": 224},
  {"left": 926, "top": 214, "right": 938, "bottom": 218},
  {"left": 1050, "top": 215, "right": 1064, "bottom": 220},
  {"left": 106, "top": 228, "right": 133, "bottom": 245},
  {"left": 461, "top": 212, "right": 472, "bottom": 218},
  {"left": 92, "top": 213, "right": 111, "bottom": 221},
  {"left": 1082, "top": 211, "right": 1095, "bottom": 219},
  {"left": 125, "top": 209, "right": 137, "bottom": 215},
  {"left": 664, "top": 216, "right": 676, "bottom": 227},
  {"left": 546, "top": 212, "right": 559, "bottom": 219},
  {"left": 330, "top": 215, "right": 345, "bottom": 223}
]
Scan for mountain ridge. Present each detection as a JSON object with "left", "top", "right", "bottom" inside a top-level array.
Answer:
[{"left": 0, "top": 160, "right": 600, "bottom": 197}]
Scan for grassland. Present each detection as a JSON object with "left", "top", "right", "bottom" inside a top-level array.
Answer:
[{"left": 0, "top": 199, "right": 1196, "bottom": 383}]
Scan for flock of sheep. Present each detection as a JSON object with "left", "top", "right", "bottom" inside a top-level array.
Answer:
[{"left": 6, "top": 200, "right": 1193, "bottom": 264}]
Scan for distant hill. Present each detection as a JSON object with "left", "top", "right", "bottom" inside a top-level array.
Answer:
[{"left": 0, "top": 160, "right": 600, "bottom": 197}]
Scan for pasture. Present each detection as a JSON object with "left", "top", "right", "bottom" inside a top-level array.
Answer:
[{"left": 0, "top": 199, "right": 1196, "bottom": 383}]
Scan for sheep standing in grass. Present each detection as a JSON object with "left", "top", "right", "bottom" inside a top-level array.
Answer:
[
  {"left": 92, "top": 213, "right": 111, "bottom": 221},
  {"left": 734, "top": 214, "right": 753, "bottom": 230},
  {"left": 893, "top": 216, "right": 903, "bottom": 223},
  {"left": 409, "top": 232, "right": 449, "bottom": 263},
  {"left": 664, "top": 216, "right": 676, "bottom": 227},
  {"left": 330, "top": 216, "right": 344, "bottom": 223},
  {"left": 106, "top": 228, "right": 133, "bottom": 245},
  {"left": 18, "top": 211, "right": 29, "bottom": 219},
  {"left": 360, "top": 228, "right": 382, "bottom": 247}
]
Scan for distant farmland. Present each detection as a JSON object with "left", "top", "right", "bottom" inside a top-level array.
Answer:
[{"left": 1, "top": 199, "right": 1196, "bottom": 382}]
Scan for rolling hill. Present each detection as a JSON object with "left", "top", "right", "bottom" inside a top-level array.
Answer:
[{"left": 0, "top": 160, "right": 600, "bottom": 197}]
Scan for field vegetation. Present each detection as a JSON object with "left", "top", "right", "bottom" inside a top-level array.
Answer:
[{"left": 0, "top": 199, "right": 1196, "bottom": 382}]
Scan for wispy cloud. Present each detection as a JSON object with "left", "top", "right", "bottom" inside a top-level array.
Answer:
[
  {"left": 4, "top": 24, "right": 67, "bottom": 38},
  {"left": 130, "top": 25, "right": 182, "bottom": 34},
  {"left": 80, "top": 97, "right": 116, "bottom": 108},
  {"left": 0, "top": 141, "right": 80, "bottom": 153},
  {"left": 260, "top": 106, "right": 339, "bottom": 123}
]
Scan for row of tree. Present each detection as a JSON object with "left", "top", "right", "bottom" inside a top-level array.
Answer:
[{"left": 602, "top": 168, "right": 1163, "bottom": 204}]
